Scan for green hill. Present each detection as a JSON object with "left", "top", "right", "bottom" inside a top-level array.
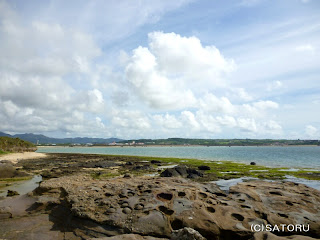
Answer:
[
  {"left": 0, "top": 131, "right": 123, "bottom": 145},
  {"left": 0, "top": 137, "right": 37, "bottom": 153}
]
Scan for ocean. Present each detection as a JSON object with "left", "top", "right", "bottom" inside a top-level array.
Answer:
[{"left": 37, "top": 145, "right": 320, "bottom": 170}]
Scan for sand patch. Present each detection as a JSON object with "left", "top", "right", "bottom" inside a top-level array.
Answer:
[{"left": 0, "top": 152, "right": 48, "bottom": 164}]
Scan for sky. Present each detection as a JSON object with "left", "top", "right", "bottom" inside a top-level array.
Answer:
[{"left": 0, "top": 0, "right": 319, "bottom": 139}]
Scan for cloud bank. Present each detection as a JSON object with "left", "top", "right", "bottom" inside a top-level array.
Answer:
[{"left": 0, "top": 0, "right": 318, "bottom": 139}]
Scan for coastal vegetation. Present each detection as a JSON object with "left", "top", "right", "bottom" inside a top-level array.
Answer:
[
  {"left": 0, "top": 136, "right": 36, "bottom": 153},
  {"left": 0, "top": 150, "right": 8, "bottom": 155},
  {"left": 1, "top": 131, "right": 319, "bottom": 146},
  {"left": 121, "top": 138, "right": 320, "bottom": 146}
]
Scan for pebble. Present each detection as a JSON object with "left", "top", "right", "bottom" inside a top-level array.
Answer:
[
  {"left": 106, "top": 207, "right": 116, "bottom": 214},
  {"left": 121, "top": 202, "right": 129, "bottom": 208},
  {"left": 90, "top": 187, "right": 102, "bottom": 192},
  {"left": 123, "top": 173, "right": 132, "bottom": 178},
  {"left": 122, "top": 207, "right": 132, "bottom": 214},
  {"left": 134, "top": 204, "right": 144, "bottom": 210}
]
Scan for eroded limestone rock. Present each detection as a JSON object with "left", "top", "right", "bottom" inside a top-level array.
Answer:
[
  {"left": 229, "top": 181, "right": 320, "bottom": 238},
  {"left": 88, "top": 234, "right": 168, "bottom": 239},
  {"left": 33, "top": 175, "right": 320, "bottom": 239},
  {"left": 171, "top": 227, "right": 206, "bottom": 240},
  {"left": 2, "top": 174, "right": 319, "bottom": 240},
  {"left": 250, "top": 231, "right": 316, "bottom": 240}
]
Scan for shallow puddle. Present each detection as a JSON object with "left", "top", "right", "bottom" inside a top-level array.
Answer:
[
  {"left": 213, "top": 175, "right": 320, "bottom": 192},
  {"left": 213, "top": 177, "right": 257, "bottom": 192},
  {"left": 0, "top": 175, "right": 42, "bottom": 197}
]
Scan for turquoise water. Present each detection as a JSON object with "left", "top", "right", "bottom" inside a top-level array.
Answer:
[{"left": 37, "top": 146, "right": 320, "bottom": 169}]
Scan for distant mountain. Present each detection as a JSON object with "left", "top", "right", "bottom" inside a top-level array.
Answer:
[
  {"left": 0, "top": 132, "right": 123, "bottom": 145},
  {"left": 0, "top": 132, "right": 11, "bottom": 137}
]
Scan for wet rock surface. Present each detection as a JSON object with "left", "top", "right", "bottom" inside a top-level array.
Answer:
[
  {"left": 160, "top": 165, "right": 203, "bottom": 179},
  {"left": 1, "top": 174, "right": 319, "bottom": 240},
  {"left": 7, "top": 190, "right": 19, "bottom": 197},
  {"left": 197, "top": 166, "right": 211, "bottom": 171}
]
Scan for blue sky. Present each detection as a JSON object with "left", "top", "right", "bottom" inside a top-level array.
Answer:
[{"left": 0, "top": 0, "right": 319, "bottom": 139}]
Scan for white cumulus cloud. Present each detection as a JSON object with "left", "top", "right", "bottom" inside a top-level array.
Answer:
[
  {"left": 199, "top": 94, "right": 235, "bottom": 114},
  {"left": 237, "top": 118, "right": 257, "bottom": 132},
  {"left": 305, "top": 125, "right": 318, "bottom": 138},
  {"left": 0, "top": 1, "right": 108, "bottom": 136},
  {"left": 0, "top": 1, "right": 292, "bottom": 139},
  {"left": 125, "top": 32, "right": 235, "bottom": 110},
  {"left": 153, "top": 113, "right": 183, "bottom": 129}
]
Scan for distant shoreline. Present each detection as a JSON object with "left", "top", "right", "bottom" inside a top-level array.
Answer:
[{"left": 37, "top": 144, "right": 319, "bottom": 148}]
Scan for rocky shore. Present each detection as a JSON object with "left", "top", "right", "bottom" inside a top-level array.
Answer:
[{"left": 0, "top": 153, "right": 320, "bottom": 239}]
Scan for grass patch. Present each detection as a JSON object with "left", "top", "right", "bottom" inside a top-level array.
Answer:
[
  {"left": 0, "top": 176, "right": 32, "bottom": 182},
  {"left": 292, "top": 170, "right": 320, "bottom": 180},
  {"left": 90, "top": 171, "right": 120, "bottom": 180},
  {"left": 0, "top": 136, "right": 36, "bottom": 153},
  {"left": 0, "top": 176, "right": 32, "bottom": 183},
  {"left": 0, "top": 150, "right": 10, "bottom": 155}
]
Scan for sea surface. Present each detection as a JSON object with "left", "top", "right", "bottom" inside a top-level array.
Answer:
[{"left": 37, "top": 146, "right": 320, "bottom": 170}]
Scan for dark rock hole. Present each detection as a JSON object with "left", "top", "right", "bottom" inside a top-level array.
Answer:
[
  {"left": 240, "top": 205, "right": 251, "bottom": 209},
  {"left": 207, "top": 207, "right": 215, "bottom": 213},
  {"left": 285, "top": 201, "right": 293, "bottom": 206},
  {"left": 171, "top": 219, "right": 183, "bottom": 230},
  {"left": 157, "top": 193, "right": 173, "bottom": 201},
  {"left": 214, "top": 192, "right": 227, "bottom": 197},
  {"left": 269, "top": 191, "right": 282, "bottom": 196},
  {"left": 199, "top": 192, "right": 208, "bottom": 198},
  {"left": 127, "top": 191, "right": 135, "bottom": 197},
  {"left": 231, "top": 213, "right": 244, "bottom": 221},
  {"left": 278, "top": 213, "right": 288, "bottom": 218},
  {"left": 178, "top": 192, "right": 186, "bottom": 197},
  {"left": 159, "top": 206, "right": 174, "bottom": 215}
]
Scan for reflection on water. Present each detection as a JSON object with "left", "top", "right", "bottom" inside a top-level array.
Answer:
[
  {"left": 284, "top": 175, "right": 320, "bottom": 191},
  {"left": 213, "top": 177, "right": 258, "bottom": 192},
  {"left": 0, "top": 175, "right": 42, "bottom": 197},
  {"left": 213, "top": 175, "right": 320, "bottom": 192}
]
